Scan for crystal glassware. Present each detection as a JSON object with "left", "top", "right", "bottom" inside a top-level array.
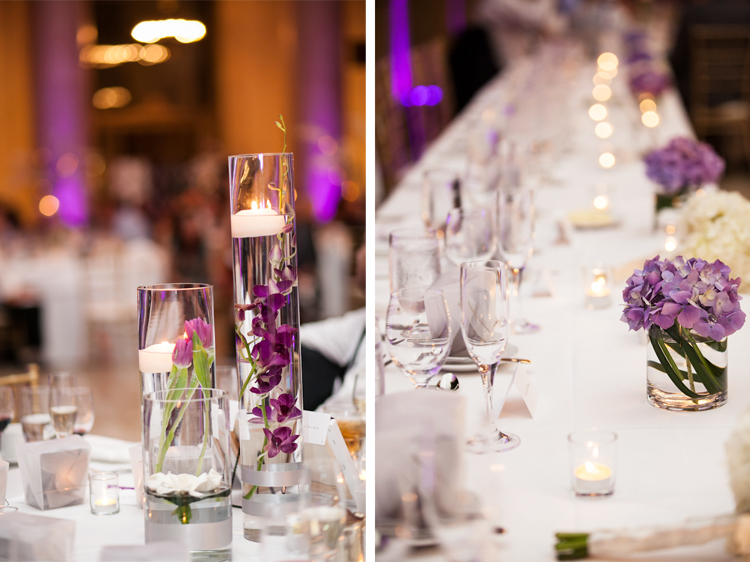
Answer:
[
  {"left": 321, "top": 403, "right": 365, "bottom": 462},
  {"left": 19, "top": 386, "right": 52, "bottom": 442},
  {"left": 229, "top": 153, "right": 305, "bottom": 542},
  {"left": 421, "top": 169, "right": 461, "bottom": 237},
  {"left": 137, "top": 283, "right": 216, "bottom": 402},
  {"left": 49, "top": 387, "right": 77, "bottom": 438},
  {"left": 90, "top": 472, "right": 119, "bottom": 515},
  {"left": 388, "top": 228, "right": 441, "bottom": 292},
  {"left": 71, "top": 387, "right": 95, "bottom": 436},
  {"left": 385, "top": 287, "right": 453, "bottom": 388},
  {"left": 496, "top": 183, "right": 539, "bottom": 334},
  {"left": 0, "top": 388, "right": 14, "bottom": 447},
  {"left": 460, "top": 260, "right": 520, "bottom": 453},
  {"left": 568, "top": 430, "right": 617, "bottom": 497},
  {"left": 303, "top": 457, "right": 348, "bottom": 561},
  {"left": 444, "top": 207, "right": 496, "bottom": 267},
  {"left": 143, "top": 388, "right": 232, "bottom": 559}
]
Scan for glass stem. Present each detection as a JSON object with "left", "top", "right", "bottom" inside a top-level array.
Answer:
[
  {"left": 510, "top": 267, "right": 525, "bottom": 321},
  {"left": 481, "top": 362, "right": 498, "bottom": 423}
]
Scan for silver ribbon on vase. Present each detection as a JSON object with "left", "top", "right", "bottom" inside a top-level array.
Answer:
[{"left": 240, "top": 462, "right": 311, "bottom": 517}]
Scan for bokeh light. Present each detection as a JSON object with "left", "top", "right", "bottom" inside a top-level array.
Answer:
[
  {"left": 131, "top": 19, "right": 206, "bottom": 44},
  {"left": 318, "top": 136, "right": 338, "bottom": 156},
  {"left": 639, "top": 98, "right": 657, "bottom": 113},
  {"left": 56, "top": 153, "right": 79, "bottom": 177},
  {"left": 39, "top": 195, "right": 60, "bottom": 217},
  {"left": 341, "top": 180, "right": 359, "bottom": 202},
  {"left": 589, "top": 104, "right": 608, "bottom": 121},
  {"left": 92, "top": 87, "right": 132, "bottom": 109},
  {"left": 592, "top": 84, "right": 612, "bottom": 102},
  {"left": 642, "top": 111, "right": 660, "bottom": 127},
  {"left": 599, "top": 152, "right": 615, "bottom": 168},
  {"left": 597, "top": 52, "right": 619, "bottom": 72},
  {"left": 595, "top": 122, "right": 613, "bottom": 139}
]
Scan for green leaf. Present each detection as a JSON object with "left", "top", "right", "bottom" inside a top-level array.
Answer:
[
  {"left": 650, "top": 336, "right": 703, "bottom": 399},
  {"left": 666, "top": 327, "right": 725, "bottom": 394},
  {"left": 193, "top": 349, "right": 210, "bottom": 389}
]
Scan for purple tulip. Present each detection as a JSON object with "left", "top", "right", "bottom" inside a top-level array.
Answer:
[
  {"left": 262, "top": 426, "right": 299, "bottom": 458},
  {"left": 185, "top": 317, "right": 213, "bottom": 348},
  {"left": 172, "top": 336, "right": 193, "bottom": 369}
]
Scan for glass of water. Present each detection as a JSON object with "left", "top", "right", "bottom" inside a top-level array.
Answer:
[
  {"left": 19, "top": 386, "right": 52, "bottom": 442},
  {"left": 421, "top": 169, "right": 461, "bottom": 237},
  {"left": 444, "top": 207, "right": 496, "bottom": 267},
  {"left": 303, "top": 457, "right": 348, "bottom": 561},
  {"left": 50, "top": 387, "right": 78, "bottom": 438},
  {"left": 388, "top": 228, "right": 441, "bottom": 292}
]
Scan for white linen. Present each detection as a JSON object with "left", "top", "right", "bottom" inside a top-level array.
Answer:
[{"left": 376, "top": 47, "right": 746, "bottom": 560}]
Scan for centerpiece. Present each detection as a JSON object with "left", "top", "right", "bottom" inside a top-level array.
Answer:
[
  {"left": 621, "top": 255, "right": 745, "bottom": 410},
  {"left": 229, "top": 117, "right": 306, "bottom": 541},
  {"left": 644, "top": 137, "right": 725, "bottom": 227}
]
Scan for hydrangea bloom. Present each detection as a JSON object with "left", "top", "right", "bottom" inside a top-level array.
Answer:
[
  {"left": 629, "top": 68, "right": 670, "bottom": 97},
  {"left": 621, "top": 255, "right": 745, "bottom": 341},
  {"left": 644, "top": 137, "right": 725, "bottom": 194}
]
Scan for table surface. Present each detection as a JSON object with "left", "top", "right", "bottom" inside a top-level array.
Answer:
[{"left": 374, "top": 43, "right": 749, "bottom": 561}]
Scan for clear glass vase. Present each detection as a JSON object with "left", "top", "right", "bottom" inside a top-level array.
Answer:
[
  {"left": 143, "top": 389, "right": 232, "bottom": 561},
  {"left": 137, "top": 284, "right": 216, "bottom": 401},
  {"left": 228, "top": 154, "right": 305, "bottom": 541},
  {"left": 647, "top": 325, "right": 727, "bottom": 411}
]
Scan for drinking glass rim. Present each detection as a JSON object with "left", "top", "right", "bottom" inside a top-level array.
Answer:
[
  {"left": 143, "top": 388, "right": 228, "bottom": 404},
  {"left": 228, "top": 152, "right": 292, "bottom": 159},
  {"left": 137, "top": 283, "right": 212, "bottom": 292},
  {"left": 389, "top": 227, "right": 438, "bottom": 242},
  {"left": 567, "top": 429, "right": 618, "bottom": 445},
  {"left": 460, "top": 259, "right": 505, "bottom": 271}
]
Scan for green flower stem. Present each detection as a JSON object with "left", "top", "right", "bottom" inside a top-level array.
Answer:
[
  {"left": 156, "top": 375, "right": 200, "bottom": 473},
  {"left": 243, "top": 393, "right": 271, "bottom": 501},
  {"left": 650, "top": 335, "right": 702, "bottom": 399},
  {"left": 665, "top": 327, "right": 724, "bottom": 394},
  {"left": 555, "top": 533, "right": 589, "bottom": 560}
]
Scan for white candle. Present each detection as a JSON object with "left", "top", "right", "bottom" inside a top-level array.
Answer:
[
  {"left": 231, "top": 202, "right": 286, "bottom": 238},
  {"left": 94, "top": 498, "right": 118, "bottom": 507},
  {"left": 574, "top": 461, "right": 613, "bottom": 495},
  {"left": 139, "top": 342, "right": 175, "bottom": 373}
]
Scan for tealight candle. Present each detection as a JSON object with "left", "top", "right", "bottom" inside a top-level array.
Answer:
[
  {"left": 231, "top": 200, "right": 286, "bottom": 238},
  {"left": 569, "top": 430, "right": 617, "bottom": 497},
  {"left": 90, "top": 472, "right": 119, "bottom": 515},
  {"left": 138, "top": 341, "right": 175, "bottom": 373},
  {"left": 583, "top": 265, "right": 613, "bottom": 309}
]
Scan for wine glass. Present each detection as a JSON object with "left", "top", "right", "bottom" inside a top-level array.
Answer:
[
  {"left": 444, "top": 208, "right": 496, "bottom": 267},
  {"left": 385, "top": 287, "right": 453, "bottom": 388},
  {"left": 49, "top": 371, "right": 76, "bottom": 394},
  {"left": 0, "top": 388, "right": 14, "bottom": 447},
  {"left": 460, "top": 260, "right": 520, "bottom": 453},
  {"left": 20, "top": 386, "right": 52, "bottom": 442},
  {"left": 302, "top": 457, "right": 348, "bottom": 561},
  {"left": 71, "top": 387, "right": 95, "bottom": 436},
  {"left": 388, "top": 228, "right": 441, "bottom": 292},
  {"left": 50, "top": 387, "right": 78, "bottom": 438},
  {"left": 421, "top": 170, "right": 461, "bottom": 237},
  {"left": 496, "top": 183, "right": 539, "bottom": 334}
]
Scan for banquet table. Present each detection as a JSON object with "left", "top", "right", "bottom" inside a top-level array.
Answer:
[{"left": 374, "top": 44, "right": 750, "bottom": 561}]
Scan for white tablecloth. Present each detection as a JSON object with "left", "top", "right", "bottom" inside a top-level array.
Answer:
[{"left": 375, "top": 51, "right": 749, "bottom": 560}]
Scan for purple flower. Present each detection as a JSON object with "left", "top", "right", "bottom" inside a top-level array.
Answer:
[
  {"left": 172, "top": 336, "right": 192, "bottom": 369},
  {"left": 185, "top": 318, "right": 213, "bottom": 348},
  {"left": 629, "top": 68, "right": 670, "bottom": 97},
  {"left": 270, "top": 393, "right": 302, "bottom": 422},
  {"left": 644, "top": 137, "right": 725, "bottom": 194},
  {"left": 249, "top": 404, "right": 273, "bottom": 424},
  {"left": 262, "top": 426, "right": 299, "bottom": 458},
  {"left": 250, "top": 366, "right": 283, "bottom": 394}
]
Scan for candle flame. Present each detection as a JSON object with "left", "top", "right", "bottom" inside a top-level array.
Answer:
[
  {"left": 251, "top": 200, "right": 258, "bottom": 210},
  {"left": 585, "top": 461, "right": 598, "bottom": 474},
  {"left": 591, "top": 281, "right": 602, "bottom": 293}
]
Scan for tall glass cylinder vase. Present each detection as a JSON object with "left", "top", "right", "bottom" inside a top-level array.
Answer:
[
  {"left": 137, "top": 284, "right": 216, "bottom": 402},
  {"left": 143, "top": 389, "right": 232, "bottom": 561},
  {"left": 229, "top": 154, "right": 305, "bottom": 541}
]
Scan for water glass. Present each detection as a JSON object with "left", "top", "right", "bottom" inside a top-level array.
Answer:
[
  {"left": 444, "top": 208, "right": 496, "bottom": 267},
  {"left": 50, "top": 387, "right": 77, "bottom": 438},
  {"left": 421, "top": 170, "right": 461, "bottom": 236},
  {"left": 71, "top": 387, "right": 95, "bottom": 436},
  {"left": 385, "top": 287, "right": 453, "bottom": 388},
  {"left": 388, "top": 228, "right": 441, "bottom": 292},
  {"left": 19, "top": 386, "right": 52, "bottom": 442}
]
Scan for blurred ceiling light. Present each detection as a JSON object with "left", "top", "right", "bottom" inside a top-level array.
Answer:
[
  {"left": 80, "top": 43, "right": 170, "bottom": 68},
  {"left": 592, "top": 84, "right": 612, "bottom": 102},
  {"left": 341, "top": 180, "right": 359, "bottom": 202},
  {"left": 77, "top": 24, "right": 98, "bottom": 46},
  {"left": 597, "top": 52, "right": 619, "bottom": 72},
  {"left": 589, "top": 104, "right": 608, "bottom": 121},
  {"left": 595, "top": 122, "right": 613, "bottom": 139},
  {"left": 599, "top": 152, "right": 615, "bottom": 168},
  {"left": 85, "top": 153, "right": 107, "bottom": 177},
  {"left": 642, "top": 111, "right": 660, "bottom": 127},
  {"left": 92, "top": 87, "right": 132, "bottom": 109},
  {"left": 39, "top": 195, "right": 60, "bottom": 217},
  {"left": 56, "top": 154, "right": 79, "bottom": 178},
  {"left": 318, "top": 136, "right": 338, "bottom": 156},
  {"left": 131, "top": 19, "right": 206, "bottom": 44},
  {"left": 639, "top": 98, "right": 657, "bottom": 113}
]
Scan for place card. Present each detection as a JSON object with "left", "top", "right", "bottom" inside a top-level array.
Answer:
[{"left": 497, "top": 365, "right": 538, "bottom": 419}]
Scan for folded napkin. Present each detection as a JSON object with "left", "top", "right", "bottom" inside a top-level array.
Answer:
[
  {"left": 85, "top": 434, "right": 138, "bottom": 464},
  {"left": 375, "top": 391, "right": 466, "bottom": 521}
]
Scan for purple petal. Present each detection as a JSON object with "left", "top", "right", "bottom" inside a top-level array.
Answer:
[
  {"left": 677, "top": 305, "right": 702, "bottom": 329},
  {"left": 253, "top": 285, "right": 269, "bottom": 298}
]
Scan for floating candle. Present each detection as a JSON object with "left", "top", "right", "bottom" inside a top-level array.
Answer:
[
  {"left": 231, "top": 200, "right": 286, "bottom": 238},
  {"left": 138, "top": 341, "right": 175, "bottom": 373}
]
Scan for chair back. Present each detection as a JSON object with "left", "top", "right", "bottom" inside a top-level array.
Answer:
[{"left": 0, "top": 363, "right": 40, "bottom": 422}]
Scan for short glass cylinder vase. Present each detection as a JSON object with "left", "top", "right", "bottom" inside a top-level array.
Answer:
[
  {"left": 137, "top": 284, "right": 216, "bottom": 402},
  {"left": 143, "top": 389, "right": 232, "bottom": 561},
  {"left": 653, "top": 188, "right": 688, "bottom": 232},
  {"left": 647, "top": 325, "right": 727, "bottom": 411},
  {"left": 228, "top": 154, "right": 306, "bottom": 541}
]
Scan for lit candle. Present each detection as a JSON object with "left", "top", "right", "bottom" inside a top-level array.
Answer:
[
  {"left": 231, "top": 200, "right": 286, "bottom": 238},
  {"left": 574, "top": 461, "right": 613, "bottom": 495},
  {"left": 139, "top": 341, "right": 175, "bottom": 373},
  {"left": 90, "top": 472, "right": 120, "bottom": 515},
  {"left": 584, "top": 268, "right": 612, "bottom": 309},
  {"left": 94, "top": 498, "right": 118, "bottom": 507}
]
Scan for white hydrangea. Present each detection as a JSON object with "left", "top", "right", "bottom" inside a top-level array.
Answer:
[
  {"left": 147, "top": 468, "right": 223, "bottom": 497},
  {"left": 681, "top": 191, "right": 750, "bottom": 292}
]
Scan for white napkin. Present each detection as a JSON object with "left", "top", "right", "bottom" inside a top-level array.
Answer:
[{"left": 84, "top": 434, "right": 138, "bottom": 464}]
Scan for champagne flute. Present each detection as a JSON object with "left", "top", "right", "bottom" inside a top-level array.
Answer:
[
  {"left": 388, "top": 228, "right": 441, "bottom": 292},
  {"left": 421, "top": 169, "right": 461, "bottom": 237},
  {"left": 444, "top": 207, "right": 496, "bottom": 267},
  {"left": 385, "top": 287, "right": 453, "bottom": 388},
  {"left": 50, "top": 387, "right": 78, "bottom": 438},
  {"left": 71, "top": 387, "right": 95, "bottom": 436},
  {"left": 0, "top": 388, "right": 14, "bottom": 447},
  {"left": 496, "top": 183, "right": 539, "bottom": 334},
  {"left": 460, "top": 260, "right": 520, "bottom": 453}
]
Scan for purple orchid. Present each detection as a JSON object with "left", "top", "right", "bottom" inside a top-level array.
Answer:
[
  {"left": 185, "top": 317, "right": 213, "bottom": 348},
  {"left": 172, "top": 336, "right": 193, "bottom": 369},
  {"left": 269, "top": 393, "right": 302, "bottom": 422},
  {"left": 262, "top": 426, "right": 299, "bottom": 458},
  {"left": 250, "top": 366, "right": 283, "bottom": 394},
  {"left": 644, "top": 137, "right": 725, "bottom": 194},
  {"left": 621, "top": 256, "right": 745, "bottom": 341}
]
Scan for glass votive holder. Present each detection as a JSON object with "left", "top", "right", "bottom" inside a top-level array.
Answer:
[
  {"left": 568, "top": 430, "right": 617, "bottom": 497},
  {"left": 90, "top": 472, "right": 119, "bottom": 515},
  {"left": 583, "top": 264, "right": 614, "bottom": 309}
]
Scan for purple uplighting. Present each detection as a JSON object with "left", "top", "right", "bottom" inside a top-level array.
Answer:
[
  {"left": 390, "top": 0, "right": 413, "bottom": 105},
  {"left": 408, "top": 85, "right": 443, "bottom": 107}
]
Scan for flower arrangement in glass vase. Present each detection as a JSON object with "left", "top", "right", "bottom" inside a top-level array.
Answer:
[
  {"left": 621, "top": 255, "right": 745, "bottom": 410},
  {"left": 644, "top": 137, "right": 725, "bottom": 219}
]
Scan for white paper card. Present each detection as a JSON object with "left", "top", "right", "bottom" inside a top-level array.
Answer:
[
  {"left": 303, "top": 411, "right": 332, "bottom": 446},
  {"left": 497, "top": 365, "right": 538, "bottom": 419}
]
